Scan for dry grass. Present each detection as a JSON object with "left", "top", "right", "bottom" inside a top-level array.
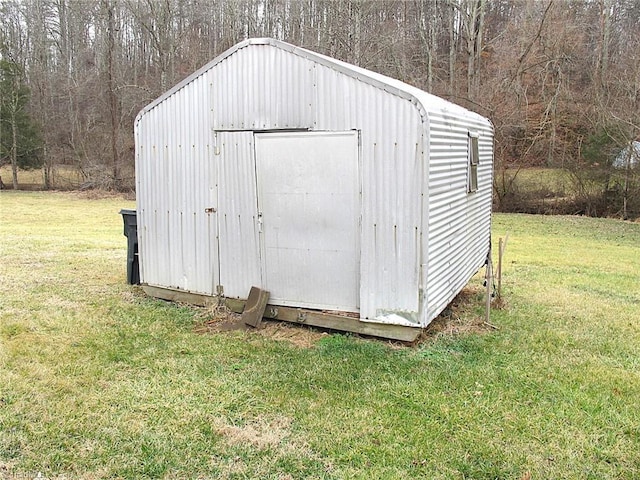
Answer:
[
  {"left": 422, "top": 285, "right": 495, "bottom": 338},
  {"left": 194, "top": 304, "right": 332, "bottom": 348},
  {"left": 0, "top": 165, "right": 84, "bottom": 189},
  {"left": 213, "top": 415, "right": 292, "bottom": 450}
]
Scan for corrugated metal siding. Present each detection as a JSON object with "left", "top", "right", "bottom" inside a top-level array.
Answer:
[
  {"left": 136, "top": 38, "right": 493, "bottom": 328},
  {"left": 211, "top": 45, "right": 315, "bottom": 130},
  {"left": 135, "top": 73, "right": 219, "bottom": 295},
  {"left": 217, "top": 131, "right": 262, "bottom": 298},
  {"left": 313, "top": 65, "right": 424, "bottom": 324},
  {"left": 217, "top": 44, "right": 426, "bottom": 323},
  {"left": 423, "top": 111, "right": 493, "bottom": 323}
]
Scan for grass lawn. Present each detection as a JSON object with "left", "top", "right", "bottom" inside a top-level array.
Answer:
[{"left": 1, "top": 191, "right": 639, "bottom": 479}]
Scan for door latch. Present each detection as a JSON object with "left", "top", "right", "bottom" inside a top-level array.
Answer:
[
  {"left": 257, "top": 211, "right": 263, "bottom": 233},
  {"left": 205, "top": 207, "right": 216, "bottom": 214}
]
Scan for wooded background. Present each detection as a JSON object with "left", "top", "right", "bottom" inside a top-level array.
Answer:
[{"left": 1, "top": 0, "right": 639, "bottom": 217}]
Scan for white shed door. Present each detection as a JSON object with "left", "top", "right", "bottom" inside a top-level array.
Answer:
[{"left": 254, "top": 131, "right": 360, "bottom": 312}]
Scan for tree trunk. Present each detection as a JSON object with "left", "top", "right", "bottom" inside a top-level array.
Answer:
[
  {"left": 34, "top": 0, "right": 52, "bottom": 190},
  {"left": 465, "top": 0, "right": 485, "bottom": 101},
  {"left": 466, "top": 30, "right": 474, "bottom": 99},
  {"left": 104, "top": 0, "right": 120, "bottom": 188},
  {"left": 11, "top": 100, "right": 18, "bottom": 190},
  {"left": 350, "top": 1, "right": 362, "bottom": 65},
  {"left": 622, "top": 141, "right": 633, "bottom": 220},
  {"left": 473, "top": 0, "right": 485, "bottom": 97},
  {"left": 448, "top": 1, "right": 456, "bottom": 96},
  {"left": 597, "top": 0, "right": 611, "bottom": 87},
  {"left": 418, "top": 0, "right": 438, "bottom": 92},
  {"left": 429, "top": 0, "right": 437, "bottom": 92}
]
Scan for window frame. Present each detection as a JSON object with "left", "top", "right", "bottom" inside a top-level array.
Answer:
[{"left": 468, "top": 132, "right": 479, "bottom": 193}]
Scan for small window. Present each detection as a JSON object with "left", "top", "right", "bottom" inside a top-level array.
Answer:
[{"left": 468, "top": 133, "right": 479, "bottom": 193}]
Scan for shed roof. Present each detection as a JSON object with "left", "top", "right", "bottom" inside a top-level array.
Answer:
[{"left": 137, "top": 38, "right": 489, "bottom": 128}]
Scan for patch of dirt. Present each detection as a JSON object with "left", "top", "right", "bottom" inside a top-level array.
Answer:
[
  {"left": 420, "top": 285, "right": 499, "bottom": 341},
  {"left": 120, "top": 286, "right": 153, "bottom": 305},
  {"left": 194, "top": 304, "right": 243, "bottom": 331},
  {"left": 193, "top": 285, "right": 500, "bottom": 348},
  {"left": 255, "top": 320, "right": 330, "bottom": 348},
  {"left": 194, "top": 304, "right": 330, "bottom": 348}
]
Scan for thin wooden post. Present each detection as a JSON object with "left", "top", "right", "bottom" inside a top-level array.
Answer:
[
  {"left": 485, "top": 246, "right": 492, "bottom": 324},
  {"left": 497, "top": 237, "right": 503, "bottom": 298},
  {"left": 497, "top": 234, "right": 509, "bottom": 299}
]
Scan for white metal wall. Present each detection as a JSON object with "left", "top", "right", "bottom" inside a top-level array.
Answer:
[
  {"left": 422, "top": 108, "right": 494, "bottom": 323},
  {"left": 216, "top": 132, "right": 262, "bottom": 299},
  {"left": 135, "top": 39, "right": 493, "bottom": 328},
  {"left": 312, "top": 66, "right": 425, "bottom": 325},
  {"left": 135, "top": 73, "right": 219, "bottom": 295},
  {"left": 211, "top": 46, "right": 315, "bottom": 130},
  {"left": 254, "top": 131, "right": 360, "bottom": 312}
]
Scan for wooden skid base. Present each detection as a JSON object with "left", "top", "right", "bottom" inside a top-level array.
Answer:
[
  {"left": 142, "top": 285, "right": 422, "bottom": 342},
  {"left": 143, "top": 285, "right": 218, "bottom": 307}
]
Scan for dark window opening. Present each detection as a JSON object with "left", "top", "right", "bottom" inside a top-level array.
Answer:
[{"left": 468, "top": 133, "right": 479, "bottom": 193}]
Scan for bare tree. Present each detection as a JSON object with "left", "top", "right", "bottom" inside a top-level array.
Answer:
[
  {"left": 103, "top": 0, "right": 121, "bottom": 188},
  {"left": 0, "top": 0, "right": 638, "bottom": 214}
]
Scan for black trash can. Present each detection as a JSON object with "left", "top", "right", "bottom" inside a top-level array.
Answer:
[{"left": 119, "top": 209, "right": 140, "bottom": 285}]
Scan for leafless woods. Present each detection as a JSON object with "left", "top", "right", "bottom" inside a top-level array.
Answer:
[{"left": 1, "top": 0, "right": 639, "bottom": 215}]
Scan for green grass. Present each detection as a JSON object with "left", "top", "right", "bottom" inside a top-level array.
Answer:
[{"left": 1, "top": 191, "right": 639, "bottom": 479}]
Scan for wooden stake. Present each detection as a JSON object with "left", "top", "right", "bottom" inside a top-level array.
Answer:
[
  {"left": 497, "top": 238, "right": 503, "bottom": 299},
  {"left": 485, "top": 246, "right": 492, "bottom": 324},
  {"left": 497, "top": 234, "right": 509, "bottom": 299}
]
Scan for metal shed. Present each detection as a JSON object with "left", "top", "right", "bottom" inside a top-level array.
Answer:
[{"left": 134, "top": 38, "right": 494, "bottom": 341}]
